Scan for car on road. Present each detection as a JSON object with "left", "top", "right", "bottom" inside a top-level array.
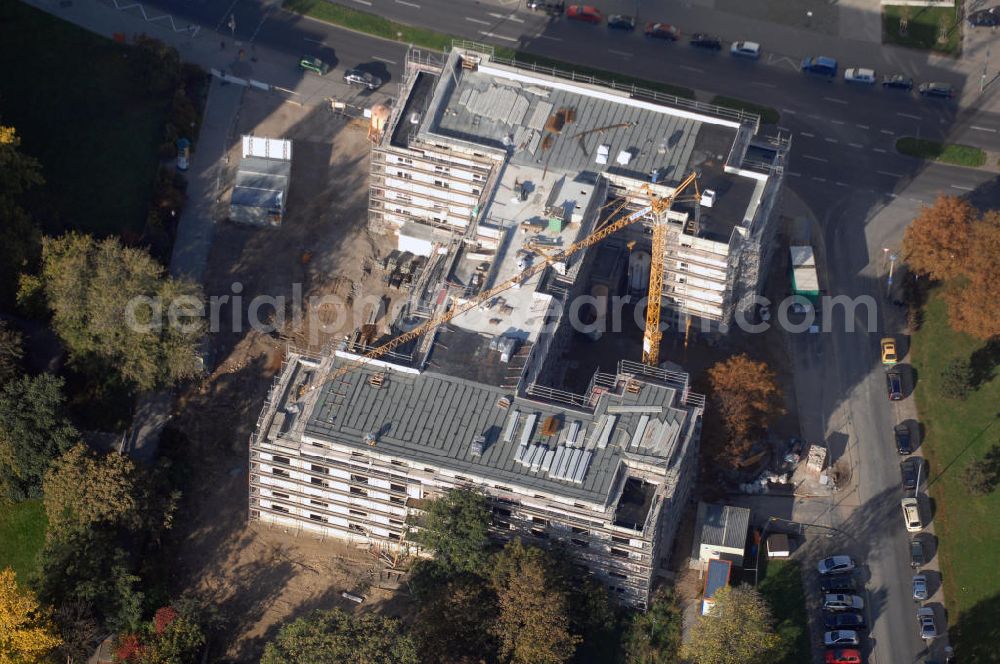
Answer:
[
  {"left": 901, "top": 457, "right": 920, "bottom": 490},
  {"left": 825, "top": 650, "right": 863, "bottom": 664},
  {"left": 902, "top": 497, "right": 923, "bottom": 533},
  {"left": 895, "top": 423, "right": 912, "bottom": 455},
  {"left": 299, "top": 56, "right": 330, "bottom": 75},
  {"left": 887, "top": 371, "right": 903, "bottom": 400},
  {"left": 882, "top": 73, "right": 914, "bottom": 90},
  {"left": 607, "top": 14, "right": 635, "bottom": 30},
  {"left": 818, "top": 556, "right": 856, "bottom": 575},
  {"left": 824, "top": 610, "right": 866, "bottom": 630},
  {"left": 824, "top": 630, "right": 861, "bottom": 647},
  {"left": 824, "top": 594, "right": 865, "bottom": 611},
  {"left": 919, "top": 81, "right": 954, "bottom": 98},
  {"left": 917, "top": 606, "right": 938, "bottom": 640},
  {"left": 912, "top": 574, "right": 929, "bottom": 601},
  {"left": 801, "top": 55, "right": 838, "bottom": 77},
  {"left": 526, "top": 0, "right": 565, "bottom": 15},
  {"left": 644, "top": 22, "right": 680, "bottom": 40},
  {"left": 881, "top": 337, "right": 898, "bottom": 364},
  {"left": 730, "top": 41, "right": 761, "bottom": 58},
  {"left": 566, "top": 4, "right": 602, "bottom": 23},
  {"left": 820, "top": 574, "right": 858, "bottom": 593},
  {"left": 910, "top": 537, "right": 926, "bottom": 568},
  {"left": 969, "top": 8, "right": 999, "bottom": 26},
  {"left": 343, "top": 69, "right": 383, "bottom": 90},
  {"left": 689, "top": 33, "right": 722, "bottom": 50},
  {"left": 844, "top": 67, "right": 877, "bottom": 85}
]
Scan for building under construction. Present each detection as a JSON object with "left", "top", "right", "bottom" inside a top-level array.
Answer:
[{"left": 247, "top": 44, "right": 791, "bottom": 609}]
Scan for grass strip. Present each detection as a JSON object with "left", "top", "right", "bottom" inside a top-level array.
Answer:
[
  {"left": 882, "top": 5, "right": 962, "bottom": 55},
  {"left": 896, "top": 137, "right": 986, "bottom": 167},
  {"left": 758, "top": 558, "right": 811, "bottom": 664},
  {"left": 0, "top": 500, "right": 47, "bottom": 580}
]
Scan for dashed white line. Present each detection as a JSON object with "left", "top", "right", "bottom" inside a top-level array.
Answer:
[
  {"left": 537, "top": 35, "right": 563, "bottom": 41},
  {"left": 877, "top": 170, "right": 903, "bottom": 177},
  {"left": 831, "top": 120, "right": 846, "bottom": 125},
  {"left": 808, "top": 114, "right": 823, "bottom": 120},
  {"left": 787, "top": 171, "right": 802, "bottom": 177},
  {"left": 812, "top": 176, "right": 827, "bottom": 182},
  {"left": 679, "top": 65, "right": 704, "bottom": 73},
  {"left": 970, "top": 125, "right": 998, "bottom": 133},
  {"left": 488, "top": 11, "right": 525, "bottom": 22},
  {"left": 466, "top": 17, "right": 490, "bottom": 25},
  {"left": 395, "top": 0, "right": 420, "bottom": 7},
  {"left": 873, "top": 148, "right": 888, "bottom": 153},
  {"left": 800, "top": 132, "right": 816, "bottom": 138},
  {"left": 848, "top": 142, "right": 864, "bottom": 148},
  {"left": 835, "top": 181, "right": 849, "bottom": 187},
  {"left": 825, "top": 137, "right": 838, "bottom": 143},
  {"left": 781, "top": 108, "right": 797, "bottom": 114},
  {"left": 478, "top": 30, "right": 519, "bottom": 42},
  {"left": 950, "top": 184, "right": 975, "bottom": 191},
  {"left": 823, "top": 97, "right": 848, "bottom": 105},
  {"left": 802, "top": 155, "right": 828, "bottom": 162},
  {"left": 608, "top": 49, "right": 633, "bottom": 57},
  {"left": 856, "top": 124, "right": 870, "bottom": 129},
  {"left": 880, "top": 129, "right": 895, "bottom": 135},
  {"left": 352, "top": 0, "right": 372, "bottom": 5},
  {"left": 304, "top": 37, "right": 324, "bottom": 44},
  {"left": 372, "top": 55, "right": 397, "bottom": 64},
  {"left": 896, "top": 112, "right": 921, "bottom": 120}
]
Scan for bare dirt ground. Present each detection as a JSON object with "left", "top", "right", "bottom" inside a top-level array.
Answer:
[{"left": 164, "top": 90, "right": 403, "bottom": 661}]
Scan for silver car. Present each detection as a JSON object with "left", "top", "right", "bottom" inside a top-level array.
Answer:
[
  {"left": 823, "top": 630, "right": 860, "bottom": 647},
  {"left": 917, "top": 607, "right": 938, "bottom": 640},
  {"left": 912, "top": 574, "right": 928, "bottom": 601},
  {"left": 343, "top": 68, "right": 383, "bottom": 90},
  {"left": 823, "top": 594, "right": 865, "bottom": 611}
]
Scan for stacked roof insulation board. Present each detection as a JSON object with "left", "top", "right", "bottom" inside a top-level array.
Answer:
[{"left": 789, "top": 245, "right": 820, "bottom": 299}]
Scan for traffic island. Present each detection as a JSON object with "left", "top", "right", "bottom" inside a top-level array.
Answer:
[
  {"left": 882, "top": 4, "right": 962, "bottom": 56},
  {"left": 895, "top": 137, "right": 987, "bottom": 168}
]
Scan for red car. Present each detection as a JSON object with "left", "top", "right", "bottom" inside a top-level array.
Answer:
[
  {"left": 645, "top": 22, "right": 680, "bottom": 40},
  {"left": 825, "top": 649, "right": 862, "bottom": 664},
  {"left": 566, "top": 5, "right": 602, "bottom": 24}
]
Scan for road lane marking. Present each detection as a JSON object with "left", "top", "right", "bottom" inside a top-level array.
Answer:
[
  {"left": 478, "top": 30, "right": 519, "bottom": 42},
  {"left": 787, "top": 171, "right": 802, "bottom": 177},
  {"left": 825, "top": 137, "right": 838, "bottom": 143},
  {"left": 802, "top": 154, "right": 828, "bottom": 162},
  {"left": 812, "top": 176, "right": 827, "bottom": 182},
  {"left": 896, "top": 112, "right": 921, "bottom": 120},
  {"left": 352, "top": 0, "right": 372, "bottom": 5},
  {"left": 836, "top": 181, "right": 849, "bottom": 187},
  {"left": 856, "top": 124, "right": 870, "bottom": 129},
  {"left": 679, "top": 65, "right": 704, "bottom": 73},
  {"left": 800, "top": 131, "right": 815, "bottom": 137},
  {"left": 873, "top": 148, "right": 887, "bottom": 153},
  {"left": 304, "top": 37, "right": 324, "bottom": 44},
  {"left": 950, "top": 184, "right": 974, "bottom": 191},
  {"left": 831, "top": 120, "right": 846, "bottom": 125},
  {"left": 848, "top": 143, "right": 864, "bottom": 148},
  {"left": 466, "top": 17, "right": 490, "bottom": 25},
  {"left": 878, "top": 170, "right": 903, "bottom": 177},
  {"left": 880, "top": 129, "right": 894, "bottom": 135},
  {"left": 396, "top": 0, "right": 420, "bottom": 7},
  {"left": 372, "top": 55, "right": 397, "bottom": 64},
  {"left": 488, "top": 12, "right": 525, "bottom": 22},
  {"left": 781, "top": 108, "right": 797, "bottom": 114},
  {"left": 971, "top": 125, "right": 997, "bottom": 133},
  {"left": 808, "top": 114, "right": 822, "bottom": 119},
  {"left": 608, "top": 49, "right": 633, "bottom": 57},
  {"left": 823, "top": 97, "right": 848, "bottom": 104},
  {"left": 538, "top": 35, "right": 563, "bottom": 41}
]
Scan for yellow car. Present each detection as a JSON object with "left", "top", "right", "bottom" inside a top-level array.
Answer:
[{"left": 881, "top": 338, "right": 898, "bottom": 365}]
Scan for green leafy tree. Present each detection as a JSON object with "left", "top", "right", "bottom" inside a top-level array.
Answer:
[
  {"left": 490, "top": 539, "right": 581, "bottom": 664},
  {"left": 941, "top": 358, "right": 974, "bottom": 399},
  {"left": 35, "top": 233, "right": 205, "bottom": 390},
  {"left": 413, "top": 488, "right": 492, "bottom": 575},
  {"left": 0, "top": 373, "right": 78, "bottom": 501},
  {"left": 0, "top": 321, "right": 24, "bottom": 385},
  {"left": 412, "top": 575, "right": 499, "bottom": 663},
  {"left": 622, "top": 589, "right": 682, "bottom": 663},
  {"left": 0, "top": 126, "right": 43, "bottom": 307},
  {"left": 261, "top": 609, "right": 418, "bottom": 664},
  {"left": 680, "top": 585, "right": 783, "bottom": 664}
]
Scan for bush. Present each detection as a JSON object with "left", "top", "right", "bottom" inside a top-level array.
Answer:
[{"left": 941, "top": 358, "right": 974, "bottom": 399}]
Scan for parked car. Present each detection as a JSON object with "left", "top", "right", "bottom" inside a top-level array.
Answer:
[
  {"left": 730, "top": 41, "right": 761, "bottom": 58},
  {"left": 607, "top": 14, "right": 635, "bottom": 30},
  {"left": 824, "top": 594, "right": 865, "bottom": 611},
  {"left": 566, "top": 4, "right": 602, "bottom": 23},
  {"left": 895, "top": 423, "right": 912, "bottom": 455},
  {"left": 912, "top": 574, "right": 929, "bottom": 601},
  {"left": 820, "top": 574, "right": 857, "bottom": 594},
  {"left": 689, "top": 33, "right": 722, "bottom": 50},
  {"left": 343, "top": 68, "right": 382, "bottom": 90},
  {"left": 919, "top": 82, "right": 954, "bottom": 98},
  {"left": 917, "top": 607, "right": 938, "bottom": 640},
  {"left": 525, "top": 0, "right": 565, "bottom": 15},
  {"left": 902, "top": 497, "right": 923, "bottom": 533},
  {"left": 818, "top": 556, "right": 856, "bottom": 575},
  {"left": 887, "top": 371, "right": 903, "bottom": 400},
  {"left": 844, "top": 67, "right": 877, "bottom": 85},
  {"left": 969, "top": 8, "right": 1000, "bottom": 26},
  {"left": 910, "top": 537, "right": 926, "bottom": 568},
  {"left": 883, "top": 73, "right": 914, "bottom": 90},
  {"left": 802, "top": 56, "right": 838, "bottom": 77},
  {"left": 825, "top": 611, "right": 866, "bottom": 630},
  {"left": 881, "top": 337, "right": 898, "bottom": 364},
  {"left": 299, "top": 56, "right": 330, "bottom": 75},
  {"left": 644, "top": 22, "right": 680, "bottom": 40},
  {"left": 824, "top": 630, "right": 861, "bottom": 647},
  {"left": 825, "top": 650, "right": 863, "bottom": 664},
  {"left": 901, "top": 457, "right": 919, "bottom": 490}
]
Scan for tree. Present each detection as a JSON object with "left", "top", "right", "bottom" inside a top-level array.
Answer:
[
  {"left": 413, "top": 488, "right": 492, "bottom": 575},
  {"left": 490, "top": 539, "right": 580, "bottom": 664},
  {"left": 0, "top": 567, "right": 62, "bottom": 663},
  {"left": 706, "top": 354, "right": 783, "bottom": 467},
  {"left": 0, "top": 373, "right": 78, "bottom": 501},
  {"left": 35, "top": 233, "right": 205, "bottom": 390},
  {"left": 42, "top": 443, "right": 142, "bottom": 540},
  {"left": 944, "top": 210, "right": 1000, "bottom": 340},
  {"left": 0, "top": 322, "right": 24, "bottom": 385},
  {"left": 940, "top": 358, "right": 974, "bottom": 399},
  {"left": 680, "top": 585, "right": 782, "bottom": 664},
  {"left": 902, "top": 195, "right": 976, "bottom": 281},
  {"left": 261, "top": 609, "right": 418, "bottom": 664},
  {"left": 622, "top": 589, "right": 682, "bottom": 664},
  {"left": 962, "top": 442, "right": 1000, "bottom": 496},
  {"left": 412, "top": 575, "right": 499, "bottom": 663},
  {"left": 0, "top": 126, "right": 43, "bottom": 308}
]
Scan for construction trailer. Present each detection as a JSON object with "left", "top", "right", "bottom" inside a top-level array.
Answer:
[
  {"left": 231, "top": 136, "right": 292, "bottom": 227},
  {"left": 789, "top": 245, "right": 820, "bottom": 301}
]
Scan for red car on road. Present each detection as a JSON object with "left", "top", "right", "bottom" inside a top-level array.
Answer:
[
  {"left": 825, "top": 649, "right": 863, "bottom": 664},
  {"left": 566, "top": 5, "right": 601, "bottom": 24}
]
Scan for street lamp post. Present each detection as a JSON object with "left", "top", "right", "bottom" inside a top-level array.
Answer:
[{"left": 227, "top": 14, "right": 236, "bottom": 39}]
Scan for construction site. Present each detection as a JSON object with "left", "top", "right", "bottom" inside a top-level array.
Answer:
[{"left": 247, "top": 43, "right": 792, "bottom": 611}]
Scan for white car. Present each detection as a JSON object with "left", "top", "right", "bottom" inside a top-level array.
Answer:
[
  {"left": 823, "top": 630, "right": 860, "bottom": 647},
  {"left": 844, "top": 67, "right": 877, "bottom": 84},
  {"left": 818, "top": 555, "right": 856, "bottom": 575},
  {"left": 917, "top": 607, "right": 938, "bottom": 640},
  {"left": 730, "top": 41, "right": 761, "bottom": 59},
  {"left": 823, "top": 594, "right": 865, "bottom": 611},
  {"left": 901, "top": 497, "right": 923, "bottom": 533}
]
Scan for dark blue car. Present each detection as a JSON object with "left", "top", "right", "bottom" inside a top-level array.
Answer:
[
  {"left": 801, "top": 56, "right": 838, "bottom": 77},
  {"left": 824, "top": 611, "right": 866, "bottom": 630}
]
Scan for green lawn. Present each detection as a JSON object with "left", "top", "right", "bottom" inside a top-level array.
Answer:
[
  {"left": 0, "top": 0, "right": 171, "bottom": 237},
  {"left": 896, "top": 137, "right": 987, "bottom": 167},
  {"left": 910, "top": 290, "right": 1000, "bottom": 660},
  {"left": 883, "top": 5, "right": 962, "bottom": 55},
  {"left": 0, "top": 500, "right": 47, "bottom": 581},
  {"left": 757, "top": 558, "right": 810, "bottom": 664}
]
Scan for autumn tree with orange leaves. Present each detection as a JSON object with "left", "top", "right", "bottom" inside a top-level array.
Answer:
[
  {"left": 705, "top": 354, "right": 784, "bottom": 469},
  {"left": 902, "top": 195, "right": 976, "bottom": 281}
]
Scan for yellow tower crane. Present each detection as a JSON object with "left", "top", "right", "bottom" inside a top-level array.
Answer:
[{"left": 322, "top": 171, "right": 699, "bottom": 384}]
